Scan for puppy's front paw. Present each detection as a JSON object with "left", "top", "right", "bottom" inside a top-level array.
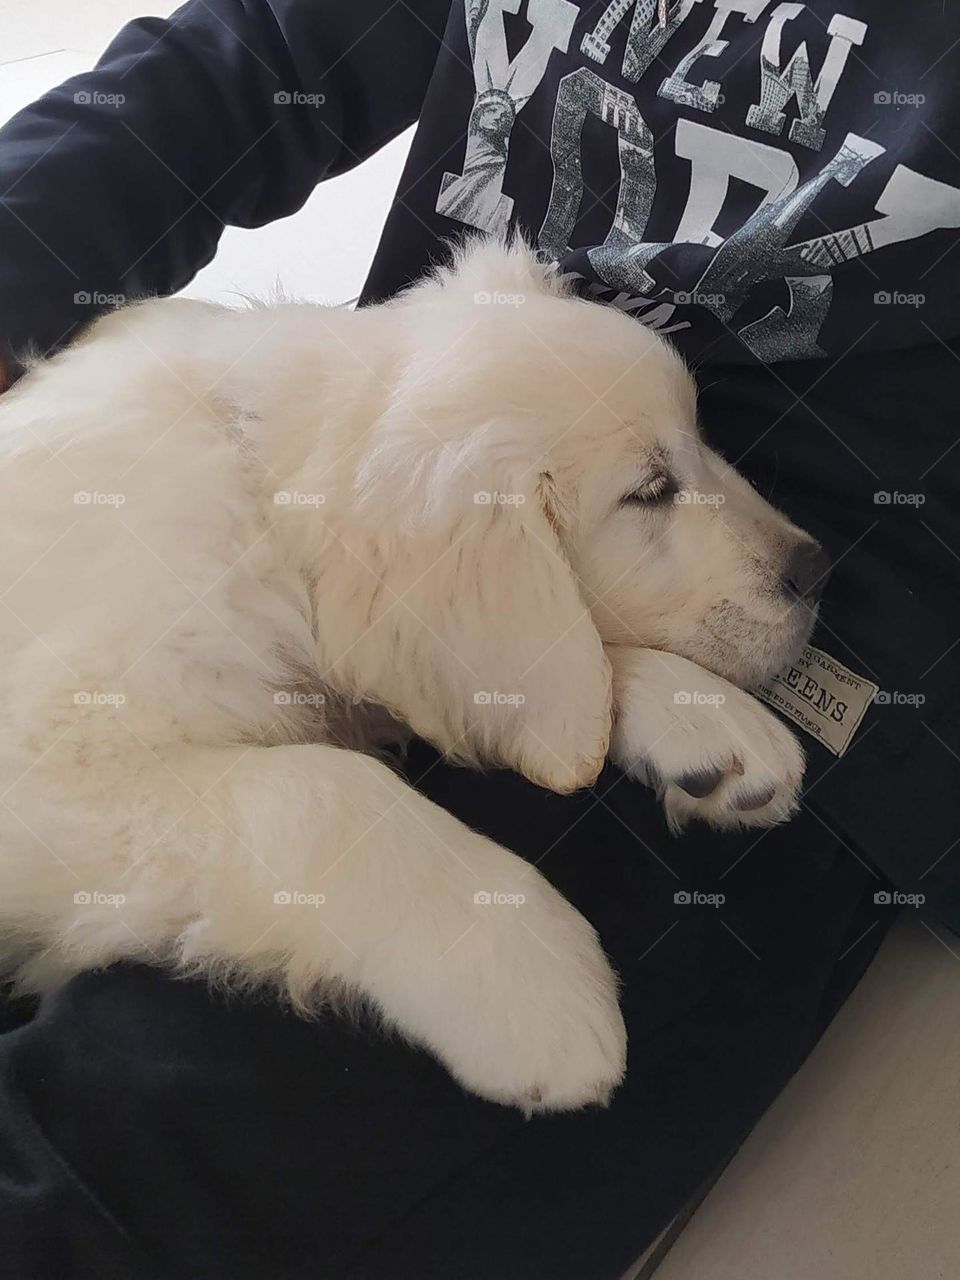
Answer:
[
  {"left": 379, "top": 843, "right": 626, "bottom": 1112},
  {"left": 655, "top": 695, "right": 804, "bottom": 832},
  {"left": 610, "top": 649, "right": 804, "bottom": 831}
]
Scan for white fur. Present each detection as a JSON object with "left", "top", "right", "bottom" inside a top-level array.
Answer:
[{"left": 0, "top": 239, "right": 819, "bottom": 1110}]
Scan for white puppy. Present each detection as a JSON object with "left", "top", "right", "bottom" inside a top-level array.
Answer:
[{"left": 0, "top": 238, "right": 826, "bottom": 1110}]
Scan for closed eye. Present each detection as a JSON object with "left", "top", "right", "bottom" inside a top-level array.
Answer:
[{"left": 620, "top": 472, "right": 678, "bottom": 508}]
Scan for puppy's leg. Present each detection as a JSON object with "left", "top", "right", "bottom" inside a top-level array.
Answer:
[
  {"left": 29, "top": 743, "right": 625, "bottom": 1112},
  {"left": 606, "top": 646, "right": 804, "bottom": 830}
]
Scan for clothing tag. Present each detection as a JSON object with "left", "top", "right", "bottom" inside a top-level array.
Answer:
[{"left": 754, "top": 644, "right": 878, "bottom": 757}]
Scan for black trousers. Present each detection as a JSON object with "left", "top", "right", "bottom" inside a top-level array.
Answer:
[{"left": 0, "top": 743, "right": 891, "bottom": 1280}]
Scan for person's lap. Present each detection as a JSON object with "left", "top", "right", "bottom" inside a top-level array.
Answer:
[{"left": 0, "top": 743, "right": 891, "bottom": 1280}]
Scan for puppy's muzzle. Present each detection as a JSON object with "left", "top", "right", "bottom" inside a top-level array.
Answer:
[{"left": 781, "top": 541, "right": 831, "bottom": 606}]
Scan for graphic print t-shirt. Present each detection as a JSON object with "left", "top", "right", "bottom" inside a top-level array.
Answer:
[{"left": 362, "top": 0, "right": 960, "bottom": 900}]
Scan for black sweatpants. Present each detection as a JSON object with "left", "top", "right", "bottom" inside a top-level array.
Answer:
[{"left": 0, "top": 742, "right": 891, "bottom": 1280}]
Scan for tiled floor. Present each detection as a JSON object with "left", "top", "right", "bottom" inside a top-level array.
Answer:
[
  {"left": 3, "top": 7, "right": 958, "bottom": 1280},
  {"left": 649, "top": 915, "right": 960, "bottom": 1280},
  {"left": 0, "top": 1, "right": 413, "bottom": 306}
]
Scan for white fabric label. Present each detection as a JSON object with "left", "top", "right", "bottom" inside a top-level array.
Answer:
[{"left": 754, "top": 643, "right": 878, "bottom": 756}]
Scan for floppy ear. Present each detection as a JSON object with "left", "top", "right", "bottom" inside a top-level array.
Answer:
[{"left": 320, "top": 445, "right": 612, "bottom": 794}]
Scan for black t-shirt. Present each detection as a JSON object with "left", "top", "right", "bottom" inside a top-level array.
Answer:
[{"left": 362, "top": 0, "right": 960, "bottom": 916}]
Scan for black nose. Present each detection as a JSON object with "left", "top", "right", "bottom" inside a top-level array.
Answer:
[{"left": 781, "top": 541, "right": 831, "bottom": 605}]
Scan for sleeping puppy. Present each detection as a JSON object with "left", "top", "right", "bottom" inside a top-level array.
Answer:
[{"left": 0, "top": 238, "right": 827, "bottom": 1111}]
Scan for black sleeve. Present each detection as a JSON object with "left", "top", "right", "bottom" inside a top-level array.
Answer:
[{"left": 0, "top": 0, "right": 451, "bottom": 359}]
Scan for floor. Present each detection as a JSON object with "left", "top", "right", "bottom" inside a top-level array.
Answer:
[
  {"left": 645, "top": 916, "right": 960, "bottom": 1280},
  {"left": 3, "top": 6, "right": 958, "bottom": 1279}
]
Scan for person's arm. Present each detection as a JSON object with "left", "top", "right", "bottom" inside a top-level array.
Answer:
[{"left": 0, "top": 0, "right": 450, "bottom": 365}]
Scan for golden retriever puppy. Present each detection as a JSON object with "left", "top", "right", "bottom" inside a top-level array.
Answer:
[{"left": 0, "top": 238, "right": 826, "bottom": 1110}]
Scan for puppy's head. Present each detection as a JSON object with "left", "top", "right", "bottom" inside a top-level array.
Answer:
[{"left": 308, "top": 238, "right": 826, "bottom": 792}]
